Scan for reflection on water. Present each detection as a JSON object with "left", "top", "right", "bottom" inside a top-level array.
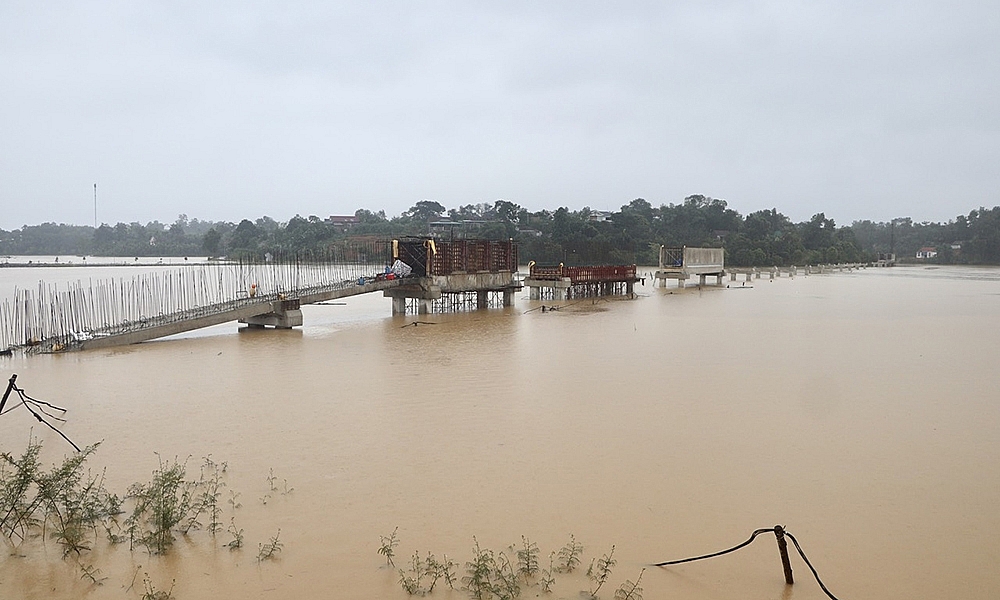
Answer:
[{"left": 2, "top": 266, "right": 1000, "bottom": 599}]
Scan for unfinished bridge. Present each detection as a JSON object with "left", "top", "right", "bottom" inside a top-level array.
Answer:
[{"left": 0, "top": 239, "right": 520, "bottom": 353}]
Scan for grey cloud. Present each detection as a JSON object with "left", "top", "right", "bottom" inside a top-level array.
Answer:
[{"left": 1, "top": 0, "right": 997, "bottom": 228}]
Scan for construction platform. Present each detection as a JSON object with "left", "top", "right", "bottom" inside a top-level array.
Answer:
[{"left": 524, "top": 264, "right": 639, "bottom": 300}]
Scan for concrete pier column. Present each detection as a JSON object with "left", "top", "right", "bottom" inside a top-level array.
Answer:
[
  {"left": 476, "top": 291, "right": 488, "bottom": 309},
  {"left": 529, "top": 285, "right": 540, "bottom": 300},
  {"left": 699, "top": 274, "right": 707, "bottom": 286},
  {"left": 730, "top": 272, "right": 737, "bottom": 281},
  {"left": 715, "top": 275, "right": 723, "bottom": 285},
  {"left": 418, "top": 299, "right": 433, "bottom": 314},
  {"left": 241, "top": 299, "right": 302, "bottom": 329},
  {"left": 626, "top": 281, "right": 634, "bottom": 297},
  {"left": 392, "top": 297, "right": 406, "bottom": 315},
  {"left": 747, "top": 272, "right": 754, "bottom": 283},
  {"left": 503, "top": 289, "right": 514, "bottom": 307},
  {"left": 755, "top": 269, "right": 761, "bottom": 279}
]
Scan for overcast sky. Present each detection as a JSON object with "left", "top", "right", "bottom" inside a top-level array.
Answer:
[{"left": 2, "top": 0, "right": 997, "bottom": 230}]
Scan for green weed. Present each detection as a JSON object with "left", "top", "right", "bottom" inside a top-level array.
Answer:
[
  {"left": 225, "top": 517, "right": 244, "bottom": 550},
  {"left": 141, "top": 573, "right": 175, "bottom": 600},
  {"left": 0, "top": 437, "right": 120, "bottom": 556},
  {"left": 461, "top": 537, "right": 520, "bottom": 600},
  {"left": 257, "top": 528, "right": 283, "bottom": 562},
  {"left": 123, "top": 455, "right": 193, "bottom": 554},
  {"left": 538, "top": 552, "right": 557, "bottom": 593},
  {"left": 378, "top": 526, "right": 400, "bottom": 567},
  {"left": 614, "top": 568, "right": 645, "bottom": 600},
  {"left": 78, "top": 562, "right": 106, "bottom": 585},
  {"left": 516, "top": 536, "right": 539, "bottom": 579},
  {"left": 555, "top": 534, "right": 584, "bottom": 572},
  {"left": 586, "top": 545, "right": 616, "bottom": 598}
]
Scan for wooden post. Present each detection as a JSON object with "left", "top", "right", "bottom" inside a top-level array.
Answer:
[
  {"left": 774, "top": 525, "right": 794, "bottom": 585},
  {"left": 0, "top": 374, "right": 16, "bottom": 414}
]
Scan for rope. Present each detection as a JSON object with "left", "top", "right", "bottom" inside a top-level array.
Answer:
[
  {"left": 653, "top": 528, "right": 776, "bottom": 566},
  {"left": 652, "top": 527, "right": 842, "bottom": 600},
  {"left": 785, "top": 531, "right": 841, "bottom": 600}
]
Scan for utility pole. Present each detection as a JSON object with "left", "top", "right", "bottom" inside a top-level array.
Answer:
[{"left": 93, "top": 183, "right": 98, "bottom": 228}]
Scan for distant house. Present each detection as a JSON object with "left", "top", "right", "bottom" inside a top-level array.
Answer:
[
  {"left": 327, "top": 215, "right": 359, "bottom": 232},
  {"left": 430, "top": 220, "right": 462, "bottom": 237},
  {"left": 916, "top": 246, "right": 938, "bottom": 259},
  {"left": 587, "top": 210, "right": 614, "bottom": 223},
  {"left": 326, "top": 215, "right": 361, "bottom": 233},
  {"left": 429, "top": 219, "right": 493, "bottom": 238}
]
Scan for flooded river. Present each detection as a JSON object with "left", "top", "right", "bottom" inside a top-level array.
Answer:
[{"left": 1, "top": 265, "right": 999, "bottom": 599}]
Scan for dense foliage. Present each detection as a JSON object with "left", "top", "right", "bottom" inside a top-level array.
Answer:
[{"left": 2, "top": 199, "right": 999, "bottom": 266}]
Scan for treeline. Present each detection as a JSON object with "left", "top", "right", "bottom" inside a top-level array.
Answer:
[
  {"left": 2, "top": 199, "right": 999, "bottom": 266},
  {"left": 851, "top": 207, "right": 1000, "bottom": 264}
]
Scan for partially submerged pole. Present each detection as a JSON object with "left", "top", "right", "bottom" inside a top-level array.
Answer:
[
  {"left": 0, "top": 374, "right": 16, "bottom": 414},
  {"left": 774, "top": 524, "right": 794, "bottom": 585}
]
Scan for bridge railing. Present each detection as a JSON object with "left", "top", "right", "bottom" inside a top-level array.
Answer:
[{"left": 528, "top": 264, "right": 565, "bottom": 280}]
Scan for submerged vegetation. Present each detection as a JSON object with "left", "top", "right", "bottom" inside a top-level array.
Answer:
[
  {"left": 383, "top": 531, "right": 644, "bottom": 600},
  {"left": 0, "top": 435, "right": 290, "bottom": 590}
]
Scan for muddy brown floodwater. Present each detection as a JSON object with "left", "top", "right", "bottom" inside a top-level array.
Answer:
[{"left": 2, "top": 265, "right": 999, "bottom": 599}]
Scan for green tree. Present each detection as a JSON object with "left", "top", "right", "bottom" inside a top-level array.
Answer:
[
  {"left": 202, "top": 228, "right": 222, "bottom": 255},
  {"left": 404, "top": 200, "right": 446, "bottom": 223},
  {"left": 229, "top": 219, "right": 264, "bottom": 254}
]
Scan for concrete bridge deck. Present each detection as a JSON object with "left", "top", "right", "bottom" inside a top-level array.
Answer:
[{"left": 74, "top": 279, "right": 402, "bottom": 351}]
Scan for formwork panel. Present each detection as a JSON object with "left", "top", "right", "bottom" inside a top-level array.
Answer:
[{"left": 426, "top": 240, "right": 518, "bottom": 276}]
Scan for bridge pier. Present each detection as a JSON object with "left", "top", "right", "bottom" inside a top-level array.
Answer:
[
  {"left": 525, "top": 277, "right": 571, "bottom": 300},
  {"left": 239, "top": 299, "right": 303, "bottom": 329},
  {"left": 654, "top": 271, "right": 688, "bottom": 288},
  {"left": 385, "top": 272, "right": 521, "bottom": 316}
]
